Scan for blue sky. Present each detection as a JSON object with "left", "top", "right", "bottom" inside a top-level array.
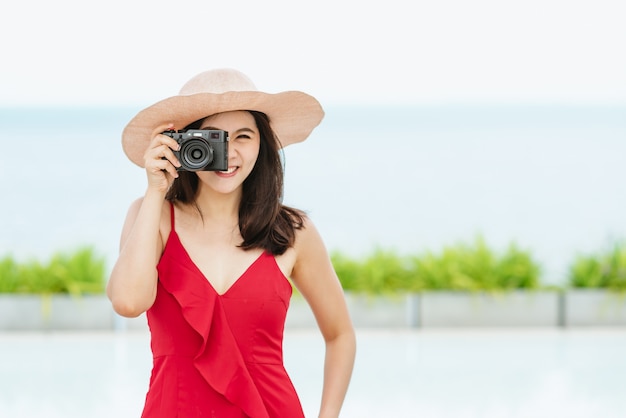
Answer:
[{"left": 1, "top": 0, "right": 625, "bottom": 107}]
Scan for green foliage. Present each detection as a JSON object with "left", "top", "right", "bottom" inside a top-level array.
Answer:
[
  {"left": 331, "top": 248, "right": 416, "bottom": 294},
  {"left": 411, "top": 238, "right": 541, "bottom": 291},
  {"left": 332, "top": 237, "right": 542, "bottom": 294},
  {"left": 569, "top": 243, "right": 626, "bottom": 292},
  {"left": 0, "top": 247, "right": 106, "bottom": 295}
]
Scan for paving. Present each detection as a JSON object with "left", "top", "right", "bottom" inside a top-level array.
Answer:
[{"left": 1, "top": 328, "right": 625, "bottom": 417}]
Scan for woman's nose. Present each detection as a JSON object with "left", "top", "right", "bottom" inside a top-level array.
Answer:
[{"left": 227, "top": 142, "right": 238, "bottom": 158}]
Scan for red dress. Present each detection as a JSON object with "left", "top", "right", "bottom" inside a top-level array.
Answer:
[{"left": 141, "top": 205, "right": 305, "bottom": 417}]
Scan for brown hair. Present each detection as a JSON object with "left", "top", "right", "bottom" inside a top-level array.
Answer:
[{"left": 165, "top": 111, "right": 305, "bottom": 255}]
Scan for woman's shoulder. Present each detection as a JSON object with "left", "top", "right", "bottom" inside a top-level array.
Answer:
[
  {"left": 125, "top": 196, "right": 172, "bottom": 216},
  {"left": 127, "top": 196, "right": 144, "bottom": 212},
  {"left": 123, "top": 197, "right": 175, "bottom": 239},
  {"left": 293, "top": 214, "right": 327, "bottom": 256}
]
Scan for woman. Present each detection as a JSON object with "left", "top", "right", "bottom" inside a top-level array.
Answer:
[{"left": 107, "top": 68, "right": 356, "bottom": 418}]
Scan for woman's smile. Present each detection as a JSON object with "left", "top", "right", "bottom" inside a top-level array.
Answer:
[{"left": 216, "top": 166, "right": 239, "bottom": 177}]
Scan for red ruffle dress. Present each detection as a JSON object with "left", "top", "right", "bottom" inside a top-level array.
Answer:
[{"left": 140, "top": 205, "right": 305, "bottom": 417}]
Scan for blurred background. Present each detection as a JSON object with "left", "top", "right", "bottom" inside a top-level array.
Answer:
[
  {"left": 1, "top": 0, "right": 626, "bottom": 417},
  {"left": 1, "top": 0, "right": 625, "bottom": 284}
]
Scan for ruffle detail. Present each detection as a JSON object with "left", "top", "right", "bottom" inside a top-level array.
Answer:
[{"left": 157, "top": 233, "right": 270, "bottom": 418}]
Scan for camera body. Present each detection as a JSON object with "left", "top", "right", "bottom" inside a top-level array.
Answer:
[{"left": 163, "top": 129, "right": 229, "bottom": 171}]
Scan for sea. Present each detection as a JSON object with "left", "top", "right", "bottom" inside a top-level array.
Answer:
[{"left": 1, "top": 104, "right": 625, "bottom": 285}]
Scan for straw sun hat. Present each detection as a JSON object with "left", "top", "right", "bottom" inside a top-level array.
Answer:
[{"left": 122, "top": 68, "right": 325, "bottom": 167}]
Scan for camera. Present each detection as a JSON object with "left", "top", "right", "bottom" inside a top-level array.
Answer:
[{"left": 163, "top": 129, "right": 229, "bottom": 171}]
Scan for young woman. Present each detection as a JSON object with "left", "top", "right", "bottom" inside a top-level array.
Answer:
[{"left": 107, "top": 68, "right": 356, "bottom": 418}]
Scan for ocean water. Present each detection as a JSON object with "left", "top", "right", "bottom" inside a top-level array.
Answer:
[{"left": 1, "top": 104, "right": 625, "bottom": 284}]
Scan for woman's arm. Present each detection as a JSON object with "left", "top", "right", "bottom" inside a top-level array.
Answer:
[
  {"left": 291, "top": 218, "right": 356, "bottom": 418},
  {"left": 106, "top": 192, "right": 166, "bottom": 317},
  {"left": 106, "top": 126, "right": 181, "bottom": 317}
]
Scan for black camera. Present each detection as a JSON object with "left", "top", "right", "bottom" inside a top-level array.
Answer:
[{"left": 163, "top": 129, "right": 229, "bottom": 171}]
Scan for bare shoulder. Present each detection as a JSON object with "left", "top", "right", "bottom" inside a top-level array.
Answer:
[
  {"left": 120, "top": 197, "right": 144, "bottom": 234},
  {"left": 291, "top": 215, "right": 334, "bottom": 284},
  {"left": 294, "top": 215, "right": 325, "bottom": 252},
  {"left": 273, "top": 215, "right": 319, "bottom": 279},
  {"left": 124, "top": 197, "right": 171, "bottom": 225},
  {"left": 119, "top": 197, "right": 173, "bottom": 245},
  {"left": 127, "top": 196, "right": 144, "bottom": 215}
]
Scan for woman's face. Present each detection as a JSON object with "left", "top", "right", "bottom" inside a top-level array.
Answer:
[{"left": 196, "top": 110, "right": 260, "bottom": 195}]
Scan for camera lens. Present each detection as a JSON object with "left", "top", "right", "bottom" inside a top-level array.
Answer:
[{"left": 180, "top": 138, "right": 214, "bottom": 171}]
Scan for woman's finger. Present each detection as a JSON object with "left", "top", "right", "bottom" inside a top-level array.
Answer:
[{"left": 153, "top": 158, "right": 179, "bottom": 179}]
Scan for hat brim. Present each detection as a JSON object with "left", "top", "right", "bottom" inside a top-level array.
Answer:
[{"left": 122, "top": 90, "right": 324, "bottom": 167}]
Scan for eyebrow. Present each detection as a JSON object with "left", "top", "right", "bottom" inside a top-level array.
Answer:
[{"left": 202, "top": 126, "right": 256, "bottom": 135}]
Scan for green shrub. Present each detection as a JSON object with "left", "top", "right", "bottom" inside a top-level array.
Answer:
[
  {"left": 332, "top": 237, "right": 542, "bottom": 294},
  {"left": 0, "top": 247, "right": 106, "bottom": 295},
  {"left": 331, "top": 248, "right": 415, "bottom": 294},
  {"left": 330, "top": 251, "right": 363, "bottom": 292},
  {"left": 569, "top": 243, "right": 626, "bottom": 292},
  {"left": 411, "top": 238, "right": 541, "bottom": 291},
  {"left": 0, "top": 256, "right": 20, "bottom": 293}
]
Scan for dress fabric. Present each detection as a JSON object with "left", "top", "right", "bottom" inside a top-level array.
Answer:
[{"left": 141, "top": 204, "right": 305, "bottom": 418}]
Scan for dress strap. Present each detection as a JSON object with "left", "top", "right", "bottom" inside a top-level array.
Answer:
[{"left": 169, "top": 201, "right": 175, "bottom": 230}]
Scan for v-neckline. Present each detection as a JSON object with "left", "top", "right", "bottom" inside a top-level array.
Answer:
[{"left": 169, "top": 230, "right": 265, "bottom": 297}]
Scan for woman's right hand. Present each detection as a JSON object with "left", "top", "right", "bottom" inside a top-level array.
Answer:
[{"left": 143, "top": 123, "right": 182, "bottom": 192}]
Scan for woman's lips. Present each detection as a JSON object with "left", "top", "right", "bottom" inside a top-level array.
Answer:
[{"left": 215, "top": 166, "right": 238, "bottom": 177}]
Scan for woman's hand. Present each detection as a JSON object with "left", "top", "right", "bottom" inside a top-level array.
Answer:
[{"left": 143, "top": 123, "right": 182, "bottom": 192}]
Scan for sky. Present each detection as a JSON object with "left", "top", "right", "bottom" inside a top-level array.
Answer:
[{"left": 1, "top": 0, "right": 625, "bottom": 107}]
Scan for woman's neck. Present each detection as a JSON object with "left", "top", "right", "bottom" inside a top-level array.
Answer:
[{"left": 193, "top": 185, "right": 241, "bottom": 223}]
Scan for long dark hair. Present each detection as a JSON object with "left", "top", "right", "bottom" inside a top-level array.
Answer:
[{"left": 165, "top": 110, "right": 305, "bottom": 255}]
